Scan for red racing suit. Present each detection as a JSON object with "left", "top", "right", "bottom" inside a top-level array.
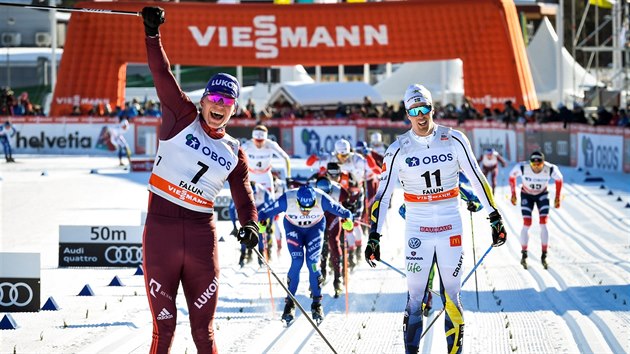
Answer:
[{"left": 143, "top": 36, "right": 257, "bottom": 354}]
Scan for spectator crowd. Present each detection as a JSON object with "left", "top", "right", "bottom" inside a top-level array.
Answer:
[{"left": 1, "top": 85, "right": 628, "bottom": 128}]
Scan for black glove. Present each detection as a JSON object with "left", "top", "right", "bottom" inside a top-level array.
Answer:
[
  {"left": 365, "top": 232, "right": 381, "bottom": 267},
  {"left": 238, "top": 220, "right": 259, "bottom": 250},
  {"left": 488, "top": 211, "right": 507, "bottom": 247},
  {"left": 141, "top": 7, "right": 165, "bottom": 37},
  {"left": 467, "top": 200, "right": 482, "bottom": 212}
]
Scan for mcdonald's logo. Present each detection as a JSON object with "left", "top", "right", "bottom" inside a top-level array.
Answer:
[{"left": 449, "top": 235, "right": 462, "bottom": 247}]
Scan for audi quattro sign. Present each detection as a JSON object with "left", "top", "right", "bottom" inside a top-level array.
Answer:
[
  {"left": 59, "top": 226, "right": 143, "bottom": 267},
  {"left": 0, "top": 252, "right": 41, "bottom": 312}
]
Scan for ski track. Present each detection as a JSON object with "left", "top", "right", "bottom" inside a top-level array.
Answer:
[{"left": 1, "top": 158, "right": 628, "bottom": 354}]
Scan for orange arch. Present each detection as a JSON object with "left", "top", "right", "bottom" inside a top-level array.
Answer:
[{"left": 51, "top": 0, "right": 538, "bottom": 116}]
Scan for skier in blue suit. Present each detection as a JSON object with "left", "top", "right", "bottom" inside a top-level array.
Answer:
[{"left": 258, "top": 184, "right": 353, "bottom": 325}]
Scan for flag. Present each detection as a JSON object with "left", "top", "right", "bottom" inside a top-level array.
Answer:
[{"left": 589, "top": 0, "right": 614, "bottom": 9}]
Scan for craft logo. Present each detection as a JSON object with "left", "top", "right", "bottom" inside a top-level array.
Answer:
[{"left": 189, "top": 15, "right": 389, "bottom": 59}]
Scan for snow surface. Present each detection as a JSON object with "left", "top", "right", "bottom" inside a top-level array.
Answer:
[{"left": 1, "top": 156, "right": 629, "bottom": 354}]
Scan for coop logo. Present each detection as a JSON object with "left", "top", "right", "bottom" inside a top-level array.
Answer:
[
  {"left": 405, "top": 157, "right": 420, "bottom": 167},
  {"left": 186, "top": 134, "right": 201, "bottom": 149},
  {"left": 300, "top": 129, "right": 352, "bottom": 156},
  {"left": 581, "top": 136, "right": 619, "bottom": 171},
  {"left": 189, "top": 15, "right": 389, "bottom": 59}
]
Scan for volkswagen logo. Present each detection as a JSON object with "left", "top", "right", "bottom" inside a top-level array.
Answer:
[
  {"left": 0, "top": 282, "right": 33, "bottom": 307},
  {"left": 408, "top": 237, "right": 421, "bottom": 249},
  {"left": 105, "top": 246, "right": 143, "bottom": 264}
]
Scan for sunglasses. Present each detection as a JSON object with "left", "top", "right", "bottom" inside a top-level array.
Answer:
[
  {"left": 205, "top": 93, "right": 236, "bottom": 106},
  {"left": 407, "top": 105, "right": 432, "bottom": 117},
  {"left": 297, "top": 200, "right": 316, "bottom": 212},
  {"left": 530, "top": 160, "right": 543, "bottom": 167}
]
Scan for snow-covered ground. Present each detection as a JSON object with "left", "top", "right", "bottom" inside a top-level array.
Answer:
[{"left": 1, "top": 156, "right": 628, "bottom": 354}]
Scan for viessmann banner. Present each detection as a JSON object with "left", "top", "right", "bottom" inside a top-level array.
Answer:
[{"left": 51, "top": 0, "right": 537, "bottom": 115}]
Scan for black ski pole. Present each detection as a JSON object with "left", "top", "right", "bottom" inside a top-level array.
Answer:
[
  {"left": 252, "top": 248, "right": 338, "bottom": 354},
  {"left": 378, "top": 259, "right": 440, "bottom": 297},
  {"left": 470, "top": 211, "right": 480, "bottom": 309},
  {"left": 0, "top": 1, "right": 139, "bottom": 16}
]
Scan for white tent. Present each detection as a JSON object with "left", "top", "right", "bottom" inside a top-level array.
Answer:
[
  {"left": 267, "top": 81, "right": 384, "bottom": 108},
  {"left": 527, "top": 16, "right": 601, "bottom": 104},
  {"left": 372, "top": 59, "right": 464, "bottom": 106}
]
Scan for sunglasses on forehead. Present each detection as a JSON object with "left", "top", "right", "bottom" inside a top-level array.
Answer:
[
  {"left": 407, "top": 105, "right": 432, "bottom": 117},
  {"left": 205, "top": 93, "right": 236, "bottom": 106}
]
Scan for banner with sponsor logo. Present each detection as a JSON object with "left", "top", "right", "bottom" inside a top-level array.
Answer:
[
  {"left": 11, "top": 122, "right": 135, "bottom": 155},
  {"left": 59, "top": 226, "right": 143, "bottom": 267},
  {"left": 471, "top": 128, "right": 517, "bottom": 162},
  {"left": 525, "top": 129, "right": 571, "bottom": 165},
  {"left": 51, "top": 1, "right": 536, "bottom": 115},
  {"left": 292, "top": 126, "right": 356, "bottom": 157},
  {"left": 0, "top": 253, "right": 40, "bottom": 312},
  {"left": 577, "top": 133, "right": 623, "bottom": 172}
]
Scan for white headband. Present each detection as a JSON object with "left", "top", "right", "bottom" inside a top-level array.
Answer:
[{"left": 252, "top": 130, "right": 267, "bottom": 140}]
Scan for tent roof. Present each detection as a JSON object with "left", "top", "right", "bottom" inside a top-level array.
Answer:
[
  {"left": 372, "top": 59, "right": 464, "bottom": 105},
  {"left": 526, "top": 16, "right": 601, "bottom": 102},
  {"left": 268, "top": 82, "right": 384, "bottom": 108}
]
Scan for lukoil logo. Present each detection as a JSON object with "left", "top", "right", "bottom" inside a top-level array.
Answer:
[{"left": 188, "top": 15, "right": 389, "bottom": 59}]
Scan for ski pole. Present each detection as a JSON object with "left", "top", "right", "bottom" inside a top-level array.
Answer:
[
  {"left": 0, "top": 1, "right": 140, "bottom": 16},
  {"left": 252, "top": 248, "right": 338, "bottom": 354},
  {"left": 419, "top": 244, "right": 493, "bottom": 340},
  {"left": 261, "top": 233, "right": 275, "bottom": 318},
  {"left": 379, "top": 259, "right": 440, "bottom": 297},
  {"left": 343, "top": 236, "right": 349, "bottom": 316},
  {"left": 470, "top": 211, "right": 480, "bottom": 309}
]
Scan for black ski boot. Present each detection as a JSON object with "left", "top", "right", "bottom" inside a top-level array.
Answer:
[
  {"left": 355, "top": 245, "right": 362, "bottom": 261},
  {"left": 238, "top": 250, "right": 246, "bottom": 268},
  {"left": 311, "top": 302, "right": 324, "bottom": 325},
  {"left": 541, "top": 251, "right": 548, "bottom": 270},
  {"left": 281, "top": 299, "right": 296, "bottom": 326},
  {"left": 422, "top": 292, "right": 433, "bottom": 317},
  {"left": 333, "top": 271, "right": 342, "bottom": 298},
  {"left": 348, "top": 250, "right": 356, "bottom": 271},
  {"left": 246, "top": 248, "right": 253, "bottom": 264},
  {"left": 520, "top": 250, "right": 528, "bottom": 270}
]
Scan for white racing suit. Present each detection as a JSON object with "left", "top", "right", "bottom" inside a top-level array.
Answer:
[
  {"left": 242, "top": 138, "right": 291, "bottom": 199},
  {"left": 370, "top": 125, "right": 498, "bottom": 354}
]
